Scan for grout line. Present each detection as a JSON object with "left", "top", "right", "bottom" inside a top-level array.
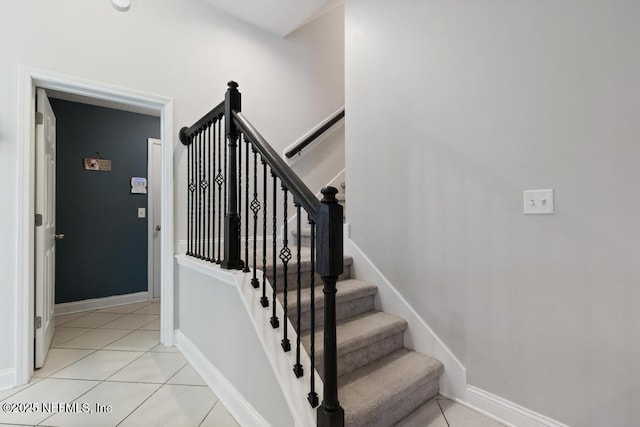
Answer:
[{"left": 436, "top": 398, "right": 451, "bottom": 427}]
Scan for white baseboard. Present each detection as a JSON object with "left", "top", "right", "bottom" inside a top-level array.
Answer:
[
  {"left": 343, "top": 234, "right": 467, "bottom": 399},
  {"left": 461, "top": 385, "right": 569, "bottom": 427},
  {"left": 54, "top": 292, "right": 149, "bottom": 315},
  {"left": 0, "top": 368, "right": 15, "bottom": 391},
  {"left": 175, "top": 330, "right": 270, "bottom": 427}
]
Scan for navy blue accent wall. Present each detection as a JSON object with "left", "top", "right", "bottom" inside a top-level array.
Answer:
[{"left": 51, "top": 98, "right": 160, "bottom": 304}]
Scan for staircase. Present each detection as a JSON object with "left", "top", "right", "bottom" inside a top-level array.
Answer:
[
  {"left": 181, "top": 83, "right": 444, "bottom": 426},
  {"left": 273, "top": 182, "right": 444, "bottom": 426}
]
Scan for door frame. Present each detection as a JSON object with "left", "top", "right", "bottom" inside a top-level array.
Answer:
[{"left": 16, "top": 65, "right": 175, "bottom": 386}]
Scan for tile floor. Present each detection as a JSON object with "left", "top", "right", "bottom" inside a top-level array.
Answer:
[
  {"left": 0, "top": 301, "right": 239, "bottom": 427},
  {"left": 398, "top": 396, "right": 505, "bottom": 427},
  {"left": 0, "top": 301, "right": 503, "bottom": 427}
]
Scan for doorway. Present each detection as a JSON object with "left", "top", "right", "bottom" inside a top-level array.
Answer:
[{"left": 16, "top": 66, "right": 175, "bottom": 386}]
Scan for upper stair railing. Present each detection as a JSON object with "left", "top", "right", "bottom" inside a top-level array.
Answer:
[
  {"left": 179, "top": 82, "right": 345, "bottom": 427},
  {"left": 284, "top": 107, "right": 345, "bottom": 160}
]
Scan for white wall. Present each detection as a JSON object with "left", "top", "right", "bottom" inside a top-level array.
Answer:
[
  {"left": 345, "top": 1, "right": 640, "bottom": 426},
  {"left": 0, "top": 0, "right": 343, "bottom": 385}
]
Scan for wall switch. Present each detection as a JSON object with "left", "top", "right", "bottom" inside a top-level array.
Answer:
[
  {"left": 138, "top": 208, "right": 146, "bottom": 218},
  {"left": 523, "top": 189, "right": 554, "bottom": 215}
]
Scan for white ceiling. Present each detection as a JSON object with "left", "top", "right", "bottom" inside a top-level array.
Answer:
[{"left": 202, "top": 0, "right": 344, "bottom": 37}]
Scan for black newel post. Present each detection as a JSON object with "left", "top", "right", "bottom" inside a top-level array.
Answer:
[
  {"left": 221, "top": 81, "right": 244, "bottom": 270},
  {"left": 316, "top": 186, "right": 345, "bottom": 427}
]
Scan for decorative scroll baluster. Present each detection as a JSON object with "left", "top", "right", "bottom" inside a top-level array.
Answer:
[
  {"left": 280, "top": 187, "right": 291, "bottom": 352},
  {"left": 216, "top": 118, "right": 223, "bottom": 263},
  {"left": 308, "top": 220, "right": 318, "bottom": 407},
  {"left": 260, "top": 159, "right": 269, "bottom": 307},
  {"left": 270, "top": 171, "right": 279, "bottom": 329},
  {"left": 243, "top": 135, "right": 250, "bottom": 273},
  {"left": 200, "top": 128, "right": 205, "bottom": 258},
  {"left": 250, "top": 147, "right": 260, "bottom": 288},
  {"left": 293, "top": 202, "right": 303, "bottom": 377}
]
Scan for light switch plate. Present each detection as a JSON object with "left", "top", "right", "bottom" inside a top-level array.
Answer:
[
  {"left": 138, "top": 208, "right": 146, "bottom": 218},
  {"left": 523, "top": 189, "right": 554, "bottom": 215}
]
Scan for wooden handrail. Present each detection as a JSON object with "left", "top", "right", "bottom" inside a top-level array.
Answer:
[{"left": 285, "top": 108, "right": 345, "bottom": 159}]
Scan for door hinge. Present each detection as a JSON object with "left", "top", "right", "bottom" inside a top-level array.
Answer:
[
  {"left": 35, "top": 316, "right": 42, "bottom": 329},
  {"left": 35, "top": 112, "right": 44, "bottom": 125},
  {"left": 35, "top": 214, "right": 43, "bottom": 227}
]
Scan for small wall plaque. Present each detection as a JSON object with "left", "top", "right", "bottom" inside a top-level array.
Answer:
[{"left": 84, "top": 158, "right": 112, "bottom": 171}]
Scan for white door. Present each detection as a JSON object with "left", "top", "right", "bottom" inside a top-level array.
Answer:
[
  {"left": 148, "top": 138, "right": 162, "bottom": 299},
  {"left": 35, "top": 88, "right": 57, "bottom": 369}
]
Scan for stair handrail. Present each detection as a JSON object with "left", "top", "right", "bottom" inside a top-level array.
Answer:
[
  {"left": 179, "top": 81, "right": 345, "bottom": 427},
  {"left": 284, "top": 107, "right": 345, "bottom": 159}
]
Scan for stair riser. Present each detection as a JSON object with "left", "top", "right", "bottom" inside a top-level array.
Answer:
[
  {"left": 265, "top": 266, "right": 351, "bottom": 291},
  {"left": 346, "top": 376, "right": 439, "bottom": 427},
  {"left": 295, "top": 294, "right": 374, "bottom": 333},
  {"left": 314, "top": 333, "right": 404, "bottom": 378}
]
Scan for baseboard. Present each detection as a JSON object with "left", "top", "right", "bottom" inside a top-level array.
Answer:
[
  {"left": 461, "top": 385, "right": 569, "bottom": 427},
  {"left": 54, "top": 291, "right": 149, "bottom": 315},
  {"left": 175, "top": 330, "right": 270, "bottom": 427},
  {"left": 0, "top": 368, "right": 15, "bottom": 391},
  {"left": 343, "top": 235, "right": 467, "bottom": 399}
]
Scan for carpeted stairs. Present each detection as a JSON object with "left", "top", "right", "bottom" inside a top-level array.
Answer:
[{"left": 267, "top": 183, "right": 444, "bottom": 427}]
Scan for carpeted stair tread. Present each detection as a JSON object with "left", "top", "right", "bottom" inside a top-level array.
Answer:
[
  {"left": 302, "top": 311, "right": 407, "bottom": 357},
  {"left": 301, "top": 311, "right": 407, "bottom": 377},
  {"left": 339, "top": 348, "right": 444, "bottom": 427}
]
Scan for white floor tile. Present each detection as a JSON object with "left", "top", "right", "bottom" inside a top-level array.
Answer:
[
  {"left": 138, "top": 318, "right": 160, "bottom": 331},
  {"left": 438, "top": 399, "right": 506, "bottom": 426},
  {"left": 108, "top": 352, "right": 186, "bottom": 384},
  {"left": 33, "top": 348, "right": 94, "bottom": 378},
  {"left": 119, "top": 384, "right": 216, "bottom": 427},
  {"left": 99, "top": 314, "right": 159, "bottom": 330},
  {"left": 168, "top": 364, "right": 207, "bottom": 386},
  {"left": 95, "top": 302, "right": 150, "bottom": 314},
  {"left": 50, "top": 327, "right": 92, "bottom": 347},
  {"left": 149, "top": 344, "right": 181, "bottom": 353},
  {"left": 132, "top": 303, "right": 160, "bottom": 315},
  {"left": 39, "top": 381, "right": 160, "bottom": 427},
  {"left": 54, "top": 312, "right": 90, "bottom": 327},
  {"left": 0, "top": 378, "right": 98, "bottom": 425},
  {"left": 0, "top": 378, "right": 42, "bottom": 402},
  {"left": 103, "top": 330, "right": 159, "bottom": 352},
  {"left": 53, "top": 328, "right": 132, "bottom": 350},
  {"left": 50, "top": 350, "right": 144, "bottom": 381},
  {"left": 62, "top": 313, "right": 125, "bottom": 329},
  {"left": 200, "top": 401, "right": 240, "bottom": 427},
  {"left": 396, "top": 399, "right": 448, "bottom": 427}
]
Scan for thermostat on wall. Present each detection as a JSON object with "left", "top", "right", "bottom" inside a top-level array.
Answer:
[{"left": 131, "top": 177, "right": 147, "bottom": 194}]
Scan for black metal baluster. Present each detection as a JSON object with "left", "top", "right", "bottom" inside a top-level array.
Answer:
[
  {"left": 243, "top": 135, "right": 250, "bottom": 273},
  {"left": 280, "top": 187, "right": 291, "bottom": 352},
  {"left": 216, "top": 117, "right": 223, "bottom": 263},
  {"left": 270, "top": 171, "right": 279, "bottom": 329},
  {"left": 260, "top": 159, "right": 269, "bottom": 307},
  {"left": 206, "top": 123, "right": 211, "bottom": 261},
  {"left": 187, "top": 134, "right": 193, "bottom": 256},
  {"left": 200, "top": 126, "right": 207, "bottom": 258},
  {"left": 308, "top": 220, "right": 318, "bottom": 407},
  {"left": 250, "top": 147, "right": 260, "bottom": 288},
  {"left": 238, "top": 130, "right": 242, "bottom": 263},
  {"left": 196, "top": 130, "right": 202, "bottom": 258},
  {"left": 293, "top": 202, "right": 303, "bottom": 377},
  {"left": 209, "top": 121, "right": 215, "bottom": 262}
]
